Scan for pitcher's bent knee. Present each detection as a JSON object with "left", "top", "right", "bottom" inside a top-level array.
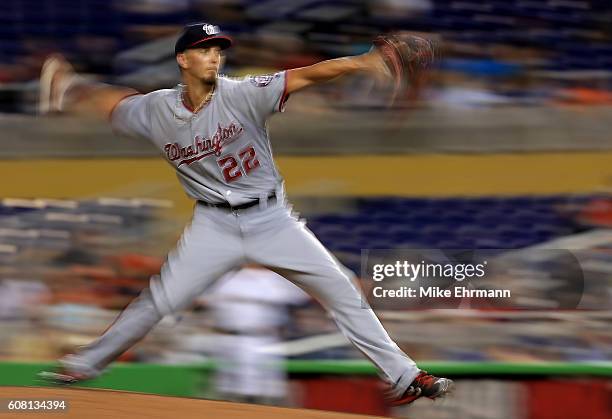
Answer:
[{"left": 149, "top": 274, "right": 174, "bottom": 317}]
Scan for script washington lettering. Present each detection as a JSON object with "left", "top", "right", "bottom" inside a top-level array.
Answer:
[{"left": 164, "top": 122, "right": 244, "bottom": 166}]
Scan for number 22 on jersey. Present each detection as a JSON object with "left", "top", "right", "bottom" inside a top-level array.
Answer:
[{"left": 217, "top": 144, "right": 260, "bottom": 183}]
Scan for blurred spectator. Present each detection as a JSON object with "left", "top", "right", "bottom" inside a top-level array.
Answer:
[
  {"left": 201, "top": 266, "right": 308, "bottom": 404},
  {"left": 0, "top": 279, "right": 50, "bottom": 320},
  {"left": 577, "top": 196, "right": 612, "bottom": 227}
]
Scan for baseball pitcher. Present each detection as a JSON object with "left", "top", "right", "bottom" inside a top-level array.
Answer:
[{"left": 39, "top": 23, "right": 451, "bottom": 406}]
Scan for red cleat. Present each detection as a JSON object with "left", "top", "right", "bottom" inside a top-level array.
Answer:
[{"left": 391, "top": 371, "right": 454, "bottom": 406}]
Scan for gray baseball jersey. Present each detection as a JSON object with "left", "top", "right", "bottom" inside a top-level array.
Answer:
[{"left": 111, "top": 72, "right": 289, "bottom": 205}]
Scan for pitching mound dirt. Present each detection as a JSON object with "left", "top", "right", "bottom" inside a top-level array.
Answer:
[{"left": 0, "top": 386, "right": 385, "bottom": 419}]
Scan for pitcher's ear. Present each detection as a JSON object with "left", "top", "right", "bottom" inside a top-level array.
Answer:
[{"left": 176, "top": 53, "right": 188, "bottom": 70}]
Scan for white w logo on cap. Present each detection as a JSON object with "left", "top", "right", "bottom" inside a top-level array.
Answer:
[{"left": 202, "top": 24, "right": 219, "bottom": 35}]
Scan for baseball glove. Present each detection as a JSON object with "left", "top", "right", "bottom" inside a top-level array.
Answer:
[{"left": 371, "top": 34, "right": 436, "bottom": 107}]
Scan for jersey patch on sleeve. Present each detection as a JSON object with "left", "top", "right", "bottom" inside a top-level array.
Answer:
[{"left": 248, "top": 73, "right": 280, "bottom": 87}]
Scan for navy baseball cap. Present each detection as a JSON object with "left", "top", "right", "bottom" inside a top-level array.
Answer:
[{"left": 174, "top": 23, "right": 233, "bottom": 55}]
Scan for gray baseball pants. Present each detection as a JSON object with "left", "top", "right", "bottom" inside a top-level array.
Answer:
[{"left": 60, "top": 199, "right": 419, "bottom": 398}]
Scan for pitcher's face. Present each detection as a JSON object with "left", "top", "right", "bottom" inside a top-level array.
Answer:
[{"left": 178, "top": 46, "right": 223, "bottom": 83}]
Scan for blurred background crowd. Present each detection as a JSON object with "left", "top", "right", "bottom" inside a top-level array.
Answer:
[
  {"left": 0, "top": 0, "right": 611, "bottom": 112},
  {"left": 0, "top": 1, "right": 611, "bottom": 418},
  {"left": 0, "top": 195, "right": 610, "bottom": 365}
]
